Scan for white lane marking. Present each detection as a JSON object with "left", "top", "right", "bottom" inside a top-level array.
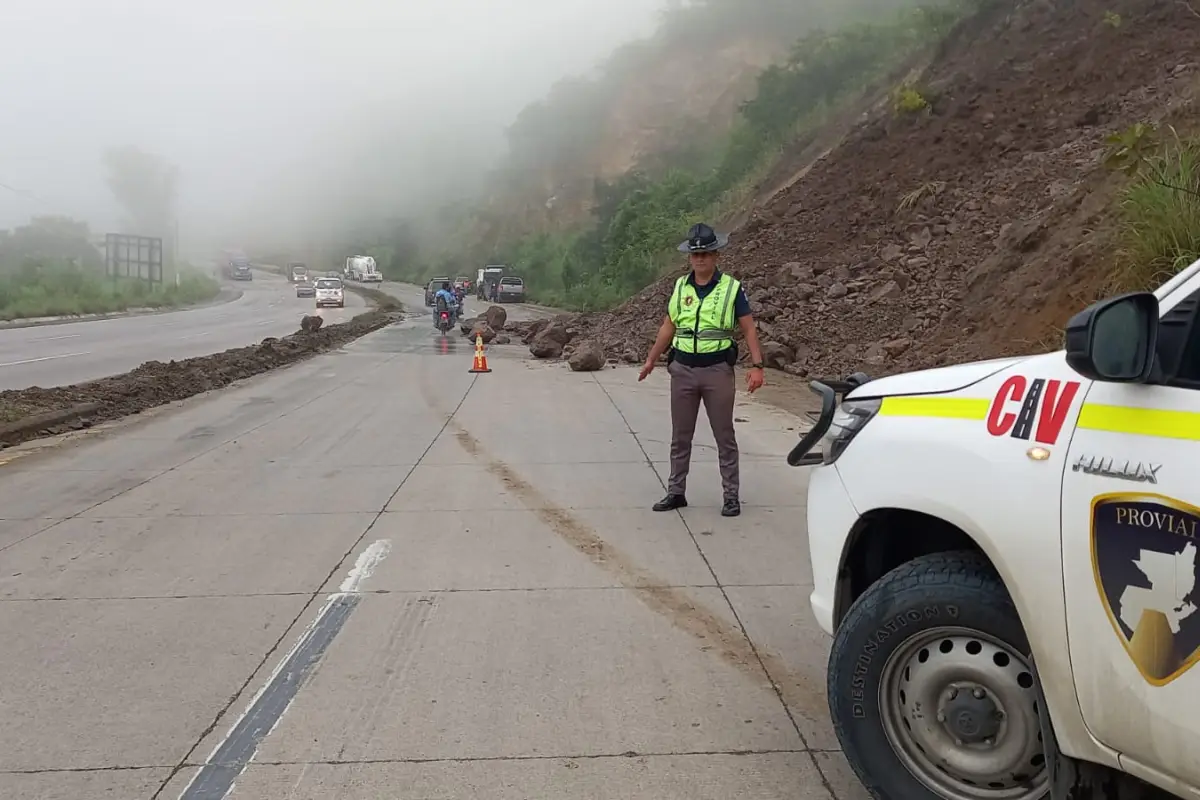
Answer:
[
  {"left": 0, "top": 351, "right": 91, "bottom": 368},
  {"left": 34, "top": 333, "right": 81, "bottom": 342},
  {"left": 178, "top": 332, "right": 211, "bottom": 340},
  {"left": 338, "top": 539, "right": 392, "bottom": 593},
  {"left": 178, "top": 539, "right": 392, "bottom": 800}
]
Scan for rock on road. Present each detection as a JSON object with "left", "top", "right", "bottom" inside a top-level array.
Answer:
[
  {"left": 0, "top": 302, "right": 867, "bottom": 799},
  {"left": 0, "top": 275, "right": 554, "bottom": 391}
]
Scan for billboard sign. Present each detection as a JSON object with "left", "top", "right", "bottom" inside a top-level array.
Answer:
[{"left": 105, "top": 233, "right": 163, "bottom": 284}]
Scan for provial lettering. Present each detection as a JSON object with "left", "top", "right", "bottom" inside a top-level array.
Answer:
[{"left": 1114, "top": 505, "right": 1198, "bottom": 538}]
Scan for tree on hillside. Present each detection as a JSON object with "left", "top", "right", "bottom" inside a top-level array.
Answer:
[
  {"left": 0, "top": 216, "right": 102, "bottom": 271},
  {"left": 102, "top": 145, "right": 179, "bottom": 240}
]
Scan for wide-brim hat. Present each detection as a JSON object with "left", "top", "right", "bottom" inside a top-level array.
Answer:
[{"left": 678, "top": 222, "right": 729, "bottom": 253}]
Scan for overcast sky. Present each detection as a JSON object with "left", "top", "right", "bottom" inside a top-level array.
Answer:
[{"left": 0, "top": 0, "right": 663, "bottom": 245}]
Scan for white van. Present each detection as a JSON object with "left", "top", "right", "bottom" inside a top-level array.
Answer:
[{"left": 314, "top": 277, "right": 344, "bottom": 308}]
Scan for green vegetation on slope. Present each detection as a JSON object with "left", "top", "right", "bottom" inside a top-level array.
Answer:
[
  {"left": 1105, "top": 123, "right": 1200, "bottom": 291},
  {"left": 377, "top": 1, "right": 970, "bottom": 310},
  {"left": 0, "top": 262, "right": 221, "bottom": 321}
]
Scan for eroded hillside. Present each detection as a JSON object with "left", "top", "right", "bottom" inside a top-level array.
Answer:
[
  {"left": 570, "top": 0, "right": 1200, "bottom": 377},
  {"left": 479, "top": 34, "right": 791, "bottom": 238}
]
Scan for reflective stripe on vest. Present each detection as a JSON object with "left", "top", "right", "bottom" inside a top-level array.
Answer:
[{"left": 669, "top": 273, "right": 739, "bottom": 354}]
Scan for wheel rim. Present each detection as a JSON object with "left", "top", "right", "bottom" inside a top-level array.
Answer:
[{"left": 878, "top": 625, "right": 1048, "bottom": 800}]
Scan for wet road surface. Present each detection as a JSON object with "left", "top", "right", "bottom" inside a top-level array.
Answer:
[{"left": 0, "top": 310, "right": 868, "bottom": 799}]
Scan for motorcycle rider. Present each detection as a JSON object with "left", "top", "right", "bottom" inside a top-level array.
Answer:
[{"left": 433, "top": 281, "right": 459, "bottom": 325}]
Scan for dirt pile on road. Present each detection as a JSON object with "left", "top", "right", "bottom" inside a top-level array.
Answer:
[
  {"left": 571, "top": 0, "right": 1200, "bottom": 378},
  {"left": 0, "top": 307, "right": 402, "bottom": 448}
]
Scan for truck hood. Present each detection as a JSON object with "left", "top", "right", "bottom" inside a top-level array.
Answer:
[{"left": 848, "top": 355, "right": 1032, "bottom": 399}]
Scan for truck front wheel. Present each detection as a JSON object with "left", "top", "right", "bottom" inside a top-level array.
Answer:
[{"left": 829, "top": 550, "right": 1047, "bottom": 800}]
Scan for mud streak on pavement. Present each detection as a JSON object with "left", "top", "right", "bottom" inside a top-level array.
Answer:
[{"left": 448, "top": 422, "right": 829, "bottom": 730}]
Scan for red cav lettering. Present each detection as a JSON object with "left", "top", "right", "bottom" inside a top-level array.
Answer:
[
  {"left": 986, "top": 375, "right": 1026, "bottom": 437},
  {"left": 1034, "top": 379, "right": 1080, "bottom": 444},
  {"left": 986, "top": 376, "right": 1081, "bottom": 444}
]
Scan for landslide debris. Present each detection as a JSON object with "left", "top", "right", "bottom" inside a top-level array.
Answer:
[
  {"left": 567, "top": 0, "right": 1200, "bottom": 378},
  {"left": 0, "top": 306, "right": 403, "bottom": 449}
]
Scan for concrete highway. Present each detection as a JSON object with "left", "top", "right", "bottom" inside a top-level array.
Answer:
[
  {"left": 0, "top": 310, "right": 865, "bottom": 800},
  {"left": 0, "top": 275, "right": 555, "bottom": 391},
  {"left": 0, "top": 271, "right": 366, "bottom": 391}
]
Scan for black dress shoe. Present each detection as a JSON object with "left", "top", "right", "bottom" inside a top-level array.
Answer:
[
  {"left": 653, "top": 494, "right": 688, "bottom": 512},
  {"left": 721, "top": 498, "right": 741, "bottom": 517}
]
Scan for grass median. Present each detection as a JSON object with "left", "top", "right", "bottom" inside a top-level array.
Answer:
[{"left": 0, "top": 262, "right": 222, "bottom": 321}]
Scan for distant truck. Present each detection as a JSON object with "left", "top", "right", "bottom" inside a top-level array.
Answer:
[
  {"left": 287, "top": 262, "right": 309, "bottom": 283},
  {"left": 220, "top": 249, "right": 253, "bottom": 281},
  {"left": 477, "top": 266, "right": 504, "bottom": 300},
  {"left": 344, "top": 255, "right": 382, "bottom": 283}
]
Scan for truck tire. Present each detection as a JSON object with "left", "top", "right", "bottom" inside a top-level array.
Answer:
[{"left": 828, "top": 550, "right": 1047, "bottom": 800}]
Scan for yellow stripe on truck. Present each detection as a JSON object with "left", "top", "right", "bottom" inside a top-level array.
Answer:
[
  {"left": 878, "top": 396, "right": 991, "bottom": 420},
  {"left": 1077, "top": 403, "right": 1200, "bottom": 441}
]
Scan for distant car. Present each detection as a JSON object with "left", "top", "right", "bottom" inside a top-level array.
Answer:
[
  {"left": 287, "top": 261, "right": 309, "bottom": 284},
  {"left": 497, "top": 276, "right": 525, "bottom": 303},
  {"left": 454, "top": 276, "right": 472, "bottom": 292},
  {"left": 325, "top": 270, "right": 340, "bottom": 279},
  {"left": 425, "top": 277, "right": 451, "bottom": 306},
  {"left": 314, "top": 277, "right": 345, "bottom": 308},
  {"left": 296, "top": 279, "right": 315, "bottom": 298}
]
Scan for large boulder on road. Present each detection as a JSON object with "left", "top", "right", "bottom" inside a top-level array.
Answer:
[
  {"left": 460, "top": 317, "right": 478, "bottom": 336},
  {"left": 568, "top": 340, "right": 606, "bottom": 371},
  {"left": 300, "top": 314, "right": 324, "bottom": 333},
  {"left": 530, "top": 330, "right": 565, "bottom": 358},
  {"left": 762, "top": 341, "right": 793, "bottom": 369},
  {"left": 483, "top": 305, "right": 507, "bottom": 331},
  {"left": 520, "top": 319, "right": 549, "bottom": 344},
  {"left": 470, "top": 321, "right": 496, "bottom": 343},
  {"left": 529, "top": 319, "right": 575, "bottom": 358}
]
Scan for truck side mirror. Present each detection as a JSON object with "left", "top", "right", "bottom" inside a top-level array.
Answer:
[{"left": 1064, "top": 292, "right": 1159, "bottom": 383}]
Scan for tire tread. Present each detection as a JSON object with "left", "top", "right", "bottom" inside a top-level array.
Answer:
[{"left": 828, "top": 550, "right": 1028, "bottom": 800}]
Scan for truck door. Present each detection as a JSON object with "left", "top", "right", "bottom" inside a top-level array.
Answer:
[{"left": 1060, "top": 279, "right": 1200, "bottom": 787}]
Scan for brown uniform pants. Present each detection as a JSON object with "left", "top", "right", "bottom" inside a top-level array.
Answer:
[{"left": 666, "top": 360, "right": 739, "bottom": 500}]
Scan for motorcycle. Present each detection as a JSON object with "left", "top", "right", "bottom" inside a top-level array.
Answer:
[{"left": 436, "top": 308, "right": 454, "bottom": 336}]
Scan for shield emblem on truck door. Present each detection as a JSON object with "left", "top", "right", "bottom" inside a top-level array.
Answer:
[{"left": 1091, "top": 493, "right": 1200, "bottom": 685}]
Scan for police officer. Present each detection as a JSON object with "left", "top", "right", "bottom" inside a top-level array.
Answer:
[{"left": 639, "top": 223, "right": 765, "bottom": 518}]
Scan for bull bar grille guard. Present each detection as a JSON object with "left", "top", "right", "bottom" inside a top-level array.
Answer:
[{"left": 785, "top": 372, "right": 872, "bottom": 467}]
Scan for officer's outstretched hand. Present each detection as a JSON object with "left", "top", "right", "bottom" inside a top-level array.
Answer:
[
  {"left": 746, "top": 367, "right": 765, "bottom": 393},
  {"left": 638, "top": 359, "right": 655, "bottom": 381}
]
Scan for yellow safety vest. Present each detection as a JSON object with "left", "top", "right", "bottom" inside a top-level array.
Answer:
[{"left": 669, "top": 272, "right": 740, "bottom": 354}]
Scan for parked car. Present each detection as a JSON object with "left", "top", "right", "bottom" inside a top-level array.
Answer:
[
  {"left": 314, "top": 277, "right": 345, "bottom": 308},
  {"left": 497, "top": 276, "right": 525, "bottom": 303},
  {"left": 295, "top": 279, "right": 315, "bottom": 298},
  {"left": 425, "top": 277, "right": 451, "bottom": 306}
]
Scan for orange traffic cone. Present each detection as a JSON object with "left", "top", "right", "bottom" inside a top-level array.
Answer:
[{"left": 469, "top": 332, "right": 491, "bottom": 373}]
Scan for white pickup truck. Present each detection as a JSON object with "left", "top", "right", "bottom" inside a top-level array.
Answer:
[{"left": 792, "top": 260, "right": 1200, "bottom": 800}]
